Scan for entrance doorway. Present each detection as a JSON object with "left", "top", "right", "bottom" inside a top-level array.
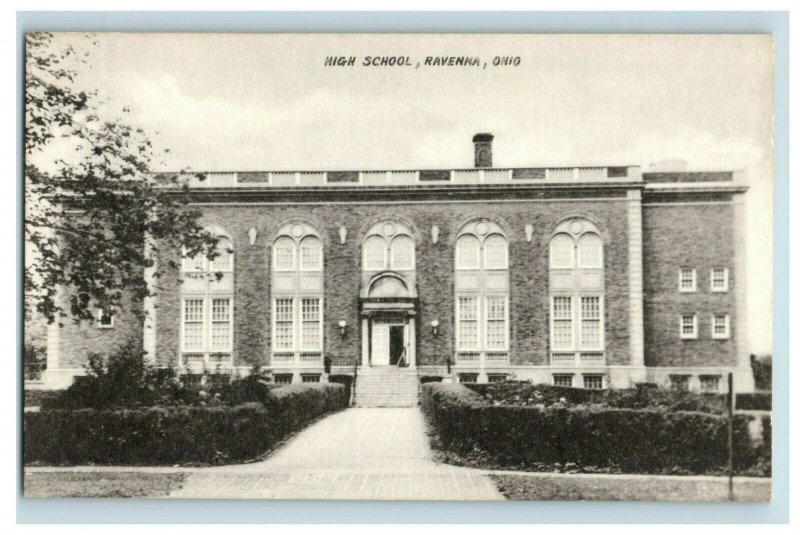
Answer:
[{"left": 371, "top": 320, "right": 408, "bottom": 366}]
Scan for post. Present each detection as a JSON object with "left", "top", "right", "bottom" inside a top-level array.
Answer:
[{"left": 727, "top": 371, "right": 734, "bottom": 501}]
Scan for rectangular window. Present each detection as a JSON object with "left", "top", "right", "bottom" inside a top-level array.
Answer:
[
  {"left": 181, "top": 250, "right": 206, "bottom": 273},
  {"left": 552, "top": 296, "right": 573, "bottom": 350},
  {"left": 273, "top": 373, "right": 293, "bottom": 385},
  {"left": 583, "top": 374, "right": 604, "bottom": 390},
  {"left": 210, "top": 298, "right": 232, "bottom": 351},
  {"left": 457, "top": 296, "right": 480, "bottom": 350},
  {"left": 711, "top": 313, "right": 730, "bottom": 339},
  {"left": 699, "top": 375, "right": 721, "bottom": 393},
  {"left": 182, "top": 299, "right": 205, "bottom": 351},
  {"left": 300, "top": 241, "right": 322, "bottom": 271},
  {"left": 96, "top": 309, "right": 114, "bottom": 328},
  {"left": 711, "top": 268, "right": 729, "bottom": 292},
  {"left": 487, "top": 374, "right": 507, "bottom": 383},
  {"left": 274, "top": 298, "right": 295, "bottom": 351},
  {"left": 679, "top": 268, "right": 696, "bottom": 292},
  {"left": 485, "top": 297, "right": 507, "bottom": 350},
  {"left": 301, "top": 298, "right": 322, "bottom": 350},
  {"left": 680, "top": 314, "right": 698, "bottom": 339},
  {"left": 301, "top": 374, "right": 321, "bottom": 383},
  {"left": 273, "top": 241, "right": 295, "bottom": 271},
  {"left": 553, "top": 374, "right": 573, "bottom": 387},
  {"left": 580, "top": 296, "right": 602, "bottom": 349},
  {"left": 458, "top": 373, "right": 478, "bottom": 384},
  {"left": 670, "top": 374, "right": 691, "bottom": 392}
]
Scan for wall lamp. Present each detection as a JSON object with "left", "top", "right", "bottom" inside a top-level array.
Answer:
[
  {"left": 430, "top": 319, "right": 440, "bottom": 336},
  {"left": 338, "top": 320, "right": 348, "bottom": 337}
]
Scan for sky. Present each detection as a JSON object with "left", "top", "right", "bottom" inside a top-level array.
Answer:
[{"left": 49, "top": 32, "right": 774, "bottom": 354}]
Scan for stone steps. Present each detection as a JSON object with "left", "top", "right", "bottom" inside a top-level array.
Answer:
[{"left": 353, "top": 367, "right": 419, "bottom": 407}]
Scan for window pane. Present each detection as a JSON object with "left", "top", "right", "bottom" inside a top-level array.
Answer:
[
  {"left": 210, "top": 298, "right": 231, "bottom": 350},
  {"left": 553, "top": 374, "right": 573, "bottom": 387},
  {"left": 484, "top": 234, "right": 508, "bottom": 269},
  {"left": 183, "top": 299, "right": 204, "bottom": 350},
  {"left": 299, "top": 236, "right": 322, "bottom": 270},
  {"left": 301, "top": 298, "right": 321, "bottom": 350},
  {"left": 456, "top": 235, "right": 480, "bottom": 269},
  {"left": 390, "top": 235, "right": 414, "bottom": 270},
  {"left": 578, "top": 233, "right": 602, "bottom": 268},
  {"left": 550, "top": 234, "right": 574, "bottom": 268},
  {"left": 183, "top": 251, "right": 205, "bottom": 272},
  {"left": 485, "top": 297, "right": 506, "bottom": 349},
  {"left": 457, "top": 296, "right": 479, "bottom": 349},
  {"left": 273, "top": 237, "right": 295, "bottom": 271},
  {"left": 274, "top": 298, "right": 294, "bottom": 350},
  {"left": 210, "top": 237, "right": 233, "bottom": 271},
  {"left": 712, "top": 268, "right": 727, "bottom": 289},
  {"left": 363, "top": 236, "right": 386, "bottom": 270},
  {"left": 680, "top": 268, "right": 695, "bottom": 290},
  {"left": 552, "top": 296, "right": 573, "bottom": 349},
  {"left": 681, "top": 314, "right": 696, "bottom": 335}
]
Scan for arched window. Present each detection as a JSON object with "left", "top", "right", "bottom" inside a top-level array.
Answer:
[
  {"left": 180, "top": 227, "right": 235, "bottom": 372},
  {"left": 454, "top": 220, "right": 509, "bottom": 369},
  {"left": 549, "top": 218, "right": 605, "bottom": 373},
  {"left": 362, "top": 221, "right": 415, "bottom": 272},
  {"left": 271, "top": 223, "right": 324, "bottom": 372}
]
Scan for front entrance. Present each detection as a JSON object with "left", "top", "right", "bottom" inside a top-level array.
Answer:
[{"left": 371, "top": 320, "right": 408, "bottom": 366}]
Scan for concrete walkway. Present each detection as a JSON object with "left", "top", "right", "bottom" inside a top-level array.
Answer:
[{"left": 167, "top": 407, "right": 504, "bottom": 500}]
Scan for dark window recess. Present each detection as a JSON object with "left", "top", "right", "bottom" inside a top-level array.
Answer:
[
  {"left": 669, "top": 374, "right": 691, "bottom": 392},
  {"left": 459, "top": 373, "right": 479, "bottom": 384},
  {"left": 512, "top": 168, "right": 546, "bottom": 180},
  {"left": 419, "top": 170, "right": 451, "bottom": 182},
  {"left": 274, "top": 374, "right": 293, "bottom": 385},
  {"left": 301, "top": 374, "right": 321, "bottom": 383},
  {"left": 326, "top": 171, "right": 359, "bottom": 183},
  {"left": 607, "top": 167, "right": 628, "bottom": 178},
  {"left": 487, "top": 374, "right": 507, "bottom": 383}
]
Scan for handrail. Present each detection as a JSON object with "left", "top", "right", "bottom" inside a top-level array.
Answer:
[
  {"left": 351, "top": 355, "right": 358, "bottom": 407},
  {"left": 396, "top": 347, "right": 408, "bottom": 368}
]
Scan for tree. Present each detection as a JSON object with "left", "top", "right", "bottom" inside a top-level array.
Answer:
[{"left": 25, "top": 32, "right": 218, "bottom": 325}]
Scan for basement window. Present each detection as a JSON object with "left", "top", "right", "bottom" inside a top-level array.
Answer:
[
  {"left": 301, "top": 374, "right": 321, "bottom": 384},
  {"left": 553, "top": 374, "right": 574, "bottom": 387},
  {"left": 458, "top": 373, "right": 479, "bottom": 384},
  {"left": 273, "top": 374, "right": 294, "bottom": 385}
]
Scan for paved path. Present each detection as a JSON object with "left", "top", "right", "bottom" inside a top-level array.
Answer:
[{"left": 167, "top": 407, "right": 504, "bottom": 500}]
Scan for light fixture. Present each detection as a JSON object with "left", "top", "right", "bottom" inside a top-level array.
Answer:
[
  {"left": 338, "top": 320, "right": 348, "bottom": 336},
  {"left": 524, "top": 223, "right": 534, "bottom": 243},
  {"left": 338, "top": 226, "right": 347, "bottom": 245},
  {"left": 248, "top": 227, "right": 258, "bottom": 247},
  {"left": 430, "top": 319, "right": 439, "bottom": 336},
  {"left": 431, "top": 225, "right": 440, "bottom": 244}
]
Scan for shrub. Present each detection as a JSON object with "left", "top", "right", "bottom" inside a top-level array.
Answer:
[
  {"left": 218, "top": 373, "right": 277, "bottom": 405},
  {"left": 328, "top": 374, "right": 353, "bottom": 403},
  {"left": 24, "top": 383, "right": 347, "bottom": 466},
  {"left": 465, "top": 382, "right": 729, "bottom": 414},
  {"left": 422, "top": 383, "right": 770, "bottom": 476},
  {"left": 24, "top": 344, "right": 47, "bottom": 381},
  {"left": 736, "top": 392, "right": 772, "bottom": 411},
  {"left": 751, "top": 355, "right": 772, "bottom": 391}
]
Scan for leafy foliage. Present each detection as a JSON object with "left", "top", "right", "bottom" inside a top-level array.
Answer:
[
  {"left": 24, "top": 344, "right": 47, "bottom": 380},
  {"left": 25, "top": 32, "right": 218, "bottom": 325}
]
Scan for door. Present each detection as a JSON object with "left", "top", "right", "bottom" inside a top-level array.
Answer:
[
  {"left": 389, "top": 326, "right": 405, "bottom": 365},
  {"left": 371, "top": 323, "right": 391, "bottom": 365}
]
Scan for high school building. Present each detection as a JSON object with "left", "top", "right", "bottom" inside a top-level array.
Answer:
[{"left": 40, "top": 134, "right": 755, "bottom": 395}]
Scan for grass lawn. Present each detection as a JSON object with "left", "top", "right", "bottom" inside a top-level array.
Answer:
[
  {"left": 24, "top": 471, "right": 187, "bottom": 498},
  {"left": 491, "top": 473, "right": 771, "bottom": 502}
]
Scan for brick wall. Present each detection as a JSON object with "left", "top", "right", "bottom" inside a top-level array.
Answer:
[
  {"left": 642, "top": 203, "right": 736, "bottom": 367},
  {"left": 153, "top": 198, "right": 632, "bottom": 369}
]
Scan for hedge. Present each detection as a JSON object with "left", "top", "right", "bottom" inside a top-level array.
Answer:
[
  {"left": 328, "top": 374, "right": 354, "bottom": 403},
  {"left": 24, "top": 383, "right": 346, "bottom": 466},
  {"left": 422, "top": 383, "right": 771, "bottom": 475},
  {"left": 736, "top": 392, "right": 772, "bottom": 411}
]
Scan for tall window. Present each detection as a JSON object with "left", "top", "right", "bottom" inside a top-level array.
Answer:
[
  {"left": 180, "top": 229, "right": 235, "bottom": 370},
  {"left": 454, "top": 220, "right": 509, "bottom": 365},
  {"left": 549, "top": 218, "right": 605, "bottom": 365},
  {"left": 271, "top": 223, "right": 324, "bottom": 367},
  {"left": 362, "top": 221, "right": 415, "bottom": 272}
]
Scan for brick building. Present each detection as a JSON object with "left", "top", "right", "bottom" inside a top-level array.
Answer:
[{"left": 39, "top": 134, "right": 755, "bottom": 394}]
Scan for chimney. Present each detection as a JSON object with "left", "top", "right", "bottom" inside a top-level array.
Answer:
[{"left": 472, "top": 133, "right": 493, "bottom": 168}]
